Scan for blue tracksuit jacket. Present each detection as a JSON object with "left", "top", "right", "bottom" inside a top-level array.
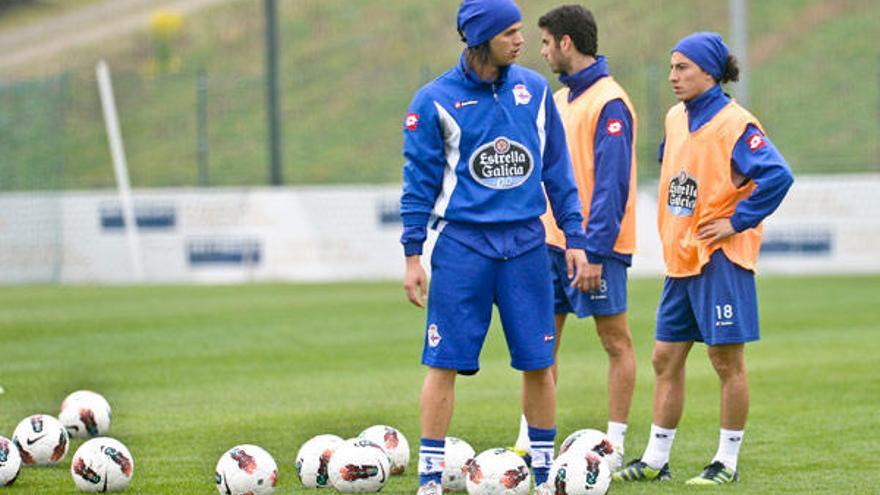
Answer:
[{"left": 400, "top": 52, "right": 586, "bottom": 258}]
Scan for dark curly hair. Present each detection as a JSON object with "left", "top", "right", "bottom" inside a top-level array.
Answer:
[{"left": 537, "top": 5, "right": 597, "bottom": 57}]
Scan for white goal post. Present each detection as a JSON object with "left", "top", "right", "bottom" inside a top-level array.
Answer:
[{"left": 96, "top": 60, "right": 144, "bottom": 282}]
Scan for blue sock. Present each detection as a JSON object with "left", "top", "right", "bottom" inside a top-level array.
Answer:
[
  {"left": 528, "top": 426, "right": 556, "bottom": 485},
  {"left": 418, "top": 437, "right": 444, "bottom": 486}
]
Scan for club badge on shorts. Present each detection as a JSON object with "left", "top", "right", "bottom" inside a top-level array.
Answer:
[
  {"left": 427, "top": 324, "right": 442, "bottom": 348},
  {"left": 512, "top": 84, "right": 531, "bottom": 105}
]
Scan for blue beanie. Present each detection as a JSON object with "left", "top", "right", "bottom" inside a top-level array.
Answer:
[
  {"left": 673, "top": 32, "right": 729, "bottom": 81},
  {"left": 457, "top": 0, "right": 522, "bottom": 48}
]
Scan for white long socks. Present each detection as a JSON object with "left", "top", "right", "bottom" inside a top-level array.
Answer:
[
  {"left": 641, "top": 424, "right": 676, "bottom": 469},
  {"left": 712, "top": 428, "right": 744, "bottom": 471}
]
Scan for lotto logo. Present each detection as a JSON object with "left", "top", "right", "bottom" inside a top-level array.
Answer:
[
  {"left": 606, "top": 119, "right": 623, "bottom": 136},
  {"left": 747, "top": 132, "right": 765, "bottom": 152},
  {"left": 404, "top": 112, "right": 419, "bottom": 131}
]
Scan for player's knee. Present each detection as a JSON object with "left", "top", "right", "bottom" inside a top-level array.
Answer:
[
  {"left": 651, "top": 347, "right": 681, "bottom": 377},
  {"left": 598, "top": 329, "right": 633, "bottom": 359},
  {"left": 709, "top": 355, "right": 746, "bottom": 381}
]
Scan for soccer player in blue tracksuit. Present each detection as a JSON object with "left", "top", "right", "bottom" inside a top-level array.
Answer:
[{"left": 399, "top": 1, "right": 590, "bottom": 494}]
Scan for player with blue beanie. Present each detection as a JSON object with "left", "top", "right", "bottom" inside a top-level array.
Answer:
[
  {"left": 613, "top": 31, "right": 793, "bottom": 486},
  {"left": 401, "top": 1, "right": 592, "bottom": 493}
]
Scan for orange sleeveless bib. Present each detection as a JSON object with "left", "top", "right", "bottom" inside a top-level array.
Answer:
[
  {"left": 542, "top": 77, "right": 637, "bottom": 254},
  {"left": 658, "top": 101, "right": 764, "bottom": 277}
]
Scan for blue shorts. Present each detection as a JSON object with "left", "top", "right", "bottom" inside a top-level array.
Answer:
[
  {"left": 656, "top": 250, "right": 759, "bottom": 345},
  {"left": 422, "top": 234, "right": 556, "bottom": 372},
  {"left": 549, "top": 247, "right": 628, "bottom": 318}
]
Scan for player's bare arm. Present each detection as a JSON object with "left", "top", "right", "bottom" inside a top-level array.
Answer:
[{"left": 403, "top": 255, "right": 427, "bottom": 308}]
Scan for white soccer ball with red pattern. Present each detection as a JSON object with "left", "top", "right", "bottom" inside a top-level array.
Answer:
[
  {"left": 357, "top": 425, "right": 410, "bottom": 475},
  {"left": 59, "top": 390, "right": 112, "bottom": 439},
  {"left": 465, "top": 449, "right": 531, "bottom": 495},
  {"left": 70, "top": 437, "right": 134, "bottom": 492},
  {"left": 295, "top": 434, "right": 344, "bottom": 488},
  {"left": 561, "top": 429, "right": 618, "bottom": 470},
  {"left": 328, "top": 438, "right": 390, "bottom": 493},
  {"left": 0, "top": 436, "right": 22, "bottom": 487},
  {"left": 442, "top": 437, "right": 475, "bottom": 492},
  {"left": 547, "top": 450, "right": 610, "bottom": 495},
  {"left": 215, "top": 444, "right": 278, "bottom": 495},
  {"left": 12, "top": 414, "right": 69, "bottom": 466}
]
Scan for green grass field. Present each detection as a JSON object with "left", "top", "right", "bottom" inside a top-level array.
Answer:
[{"left": 1, "top": 276, "right": 878, "bottom": 494}]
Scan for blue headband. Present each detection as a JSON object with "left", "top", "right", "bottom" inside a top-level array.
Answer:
[
  {"left": 457, "top": 0, "right": 522, "bottom": 48},
  {"left": 673, "top": 32, "right": 729, "bottom": 81}
]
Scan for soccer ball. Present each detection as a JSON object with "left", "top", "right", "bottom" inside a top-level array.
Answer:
[
  {"left": 295, "top": 434, "right": 344, "bottom": 488},
  {"left": 558, "top": 429, "right": 591, "bottom": 455},
  {"left": 59, "top": 390, "right": 113, "bottom": 439},
  {"left": 561, "top": 429, "right": 619, "bottom": 470},
  {"left": 70, "top": 437, "right": 134, "bottom": 492},
  {"left": 328, "top": 438, "right": 390, "bottom": 493},
  {"left": 215, "top": 445, "right": 278, "bottom": 495},
  {"left": 12, "top": 414, "right": 69, "bottom": 465},
  {"left": 0, "top": 436, "right": 22, "bottom": 487},
  {"left": 465, "top": 449, "right": 530, "bottom": 495},
  {"left": 358, "top": 425, "right": 410, "bottom": 475},
  {"left": 547, "top": 450, "right": 610, "bottom": 495},
  {"left": 442, "top": 437, "right": 475, "bottom": 492}
]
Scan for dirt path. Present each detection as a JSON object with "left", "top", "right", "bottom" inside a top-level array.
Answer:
[{"left": 0, "top": 0, "right": 233, "bottom": 73}]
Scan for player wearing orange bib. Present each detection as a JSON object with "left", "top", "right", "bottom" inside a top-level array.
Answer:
[
  {"left": 614, "top": 32, "right": 793, "bottom": 486},
  {"left": 513, "top": 6, "right": 637, "bottom": 473}
]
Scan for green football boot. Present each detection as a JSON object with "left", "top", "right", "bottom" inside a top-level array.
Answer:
[
  {"left": 685, "top": 461, "right": 739, "bottom": 485},
  {"left": 612, "top": 458, "right": 672, "bottom": 482}
]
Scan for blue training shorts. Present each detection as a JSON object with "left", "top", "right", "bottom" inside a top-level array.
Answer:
[
  {"left": 549, "top": 247, "right": 628, "bottom": 318},
  {"left": 656, "top": 250, "right": 759, "bottom": 345},
  {"left": 422, "top": 234, "right": 556, "bottom": 372}
]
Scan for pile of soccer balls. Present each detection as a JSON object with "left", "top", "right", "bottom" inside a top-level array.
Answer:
[
  {"left": 0, "top": 390, "right": 135, "bottom": 492},
  {"left": 216, "top": 424, "right": 413, "bottom": 494},
  {"left": 452, "top": 428, "right": 615, "bottom": 495}
]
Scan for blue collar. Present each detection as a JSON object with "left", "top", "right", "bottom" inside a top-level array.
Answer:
[
  {"left": 458, "top": 51, "right": 510, "bottom": 87},
  {"left": 683, "top": 83, "right": 730, "bottom": 132},
  {"left": 558, "top": 55, "right": 609, "bottom": 102}
]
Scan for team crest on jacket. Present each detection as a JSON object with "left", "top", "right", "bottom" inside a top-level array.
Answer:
[
  {"left": 668, "top": 170, "right": 698, "bottom": 217},
  {"left": 468, "top": 137, "right": 534, "bottom": 189},
  {"left": 512, "top": 84, "right": 531, "bottom": 105}
]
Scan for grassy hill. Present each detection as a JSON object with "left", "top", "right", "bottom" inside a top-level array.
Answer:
[{"left": 0, "top": 0, "right": 877, "bottom": 189}]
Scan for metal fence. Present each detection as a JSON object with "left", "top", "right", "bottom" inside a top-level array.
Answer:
[{"left": 0, "top": 0, "right": 877, "bottom": 191}]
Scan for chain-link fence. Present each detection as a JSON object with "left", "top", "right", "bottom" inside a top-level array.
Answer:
[{"left": 0, "top": 0, "right": 877, "bottom": 191}]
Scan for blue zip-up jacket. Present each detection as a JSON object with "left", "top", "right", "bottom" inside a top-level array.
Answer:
[
  {"left": 558, "top": 56, "right": 634, "bottom": 266},
  {"left": 400, "top": 52, "right": 587, "bottom": 258},
  {"left": 658, "top": 84, "right": 793, "bottom": 231}
]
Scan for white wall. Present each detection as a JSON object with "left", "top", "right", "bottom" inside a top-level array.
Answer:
[{"left": 0, "top": 174, "right": 877, "bottom": 284}]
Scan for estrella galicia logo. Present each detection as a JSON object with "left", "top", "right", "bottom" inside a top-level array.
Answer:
[
  {"left": 668, "top": 170, "right": 698, "bottom": 216},
  {"left": 468, "top": 137, "right": 534, "bottom": 190}
]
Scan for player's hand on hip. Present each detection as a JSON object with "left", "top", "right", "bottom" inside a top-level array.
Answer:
[
  {"left": 565, "top": 248, "right": 591, "bottom": 292},
  {"left": 697, "top": 218, "right": 736, "bottom": 247},
  {"left": 404, "top": 255, "right": 428, "bottom": 308}
]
